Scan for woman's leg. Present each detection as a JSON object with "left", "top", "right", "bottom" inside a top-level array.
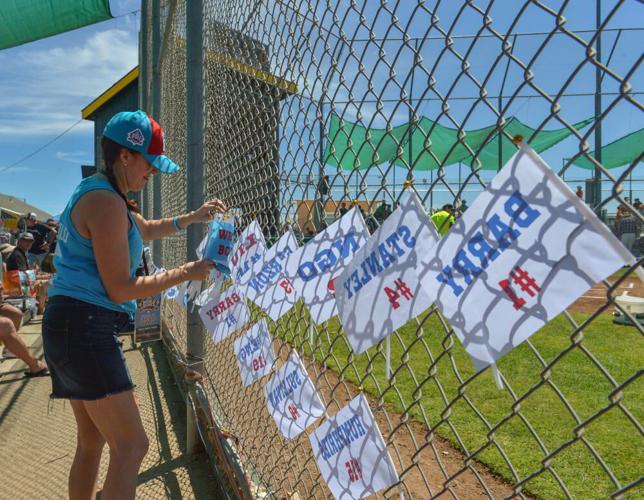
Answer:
[
  {"left": 83, "top": 390, "right": 149, "bottom": 500},
  {"left": 69, "top": 400, "right": 105, "bottom": 500},
  {"left": 0, "top": 315, "right": 46, "bottom": 373},
  {"left": 0, "top": 303, "right": 22, "bottom": 331}
]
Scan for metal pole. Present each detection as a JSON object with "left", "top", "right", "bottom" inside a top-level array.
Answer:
[
  {"left": 498, "top": 34, "right": 517, "bottom": 171},
  {"left": 186, "top": 0, "right": 205, "bottom": 455},
  {"left": 151, "top": 0, "right": 162, "bottom": 266},
  {"left": 594, "top": 0, "right": 602, "bottom": 209},
  {"left": 140, "top": 0, "right": 150, "bottom": 218}
]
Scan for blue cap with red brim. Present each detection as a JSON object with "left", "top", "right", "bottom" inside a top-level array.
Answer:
[{"left": 102, "top": 110, "right": 180, "bottom": 174}]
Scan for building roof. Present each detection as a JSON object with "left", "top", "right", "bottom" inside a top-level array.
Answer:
[
  {"left": 0, "top": 193, "right": 53, "bottom": 221},
  {"left": 81, "top": 66, "right": 139, "bottom": 120}
]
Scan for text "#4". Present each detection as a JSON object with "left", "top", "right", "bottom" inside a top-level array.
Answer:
[{"left": 383, "top": 279, "right": 414, "bottom": 309}]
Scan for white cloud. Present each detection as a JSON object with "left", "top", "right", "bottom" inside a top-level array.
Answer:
[
  {"left": 0, "top": 28, "right": 138, "bottom": 137},
  {"left": 56, "top": 150, "right": 92, "bottom": 164}
]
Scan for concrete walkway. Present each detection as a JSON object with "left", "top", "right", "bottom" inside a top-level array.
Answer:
[{"left": 0, "top": 317, "right": 219, "bottom": 499}]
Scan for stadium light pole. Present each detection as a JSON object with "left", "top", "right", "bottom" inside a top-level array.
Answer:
[{"left": 593, "top": 0, "right": 603, "bottom": 209}]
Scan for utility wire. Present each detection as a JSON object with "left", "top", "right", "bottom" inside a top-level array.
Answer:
[{"left": 0, "top": 119, "right": 84, "bottom": 175}]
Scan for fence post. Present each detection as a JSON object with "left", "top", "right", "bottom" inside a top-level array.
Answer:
[
  {"left": 139, "top": 0, "right": 149, "bottom": 216},
  {"left": 185, "top": 0, "right": 205, "bottom": 455},
  {"left": 151, "top": 0, "right": 163, "bottom": 266}
]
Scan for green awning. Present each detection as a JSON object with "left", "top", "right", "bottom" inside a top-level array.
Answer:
[
  {"left": 572, "top": 128, "right": 644, "bottom": 169},
  {"left": 0, "top": 0, "right": 112, "bottom": 50},
  {"left": 323, "top": 112, "right": 594, "bottom": 170}
]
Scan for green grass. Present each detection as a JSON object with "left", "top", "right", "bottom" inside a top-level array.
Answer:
[{"left": 268, "top": 305, "right": 643, "bottom": 499}]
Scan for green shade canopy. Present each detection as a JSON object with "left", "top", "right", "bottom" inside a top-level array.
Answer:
[
  {"left": 323, "top": 112, "right": 594, "bottom": 171},
  {"left": 0, "top": 0, "right": 112, "bottom": 50},
  {"left": 572, "top": 128, "right": 644, "bottom": 169}
]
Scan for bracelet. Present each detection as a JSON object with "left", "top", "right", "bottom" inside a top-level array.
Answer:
[{"left": 172, "top": 216, "right": 184, "bottom": 232}]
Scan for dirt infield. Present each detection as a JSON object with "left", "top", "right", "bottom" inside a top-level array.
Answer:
[
  {"left": 568, "top": 271, "right": 643, "bottom": 315},
  {"left": 202, "top": 329, "right": 518, "bottom": 499}
]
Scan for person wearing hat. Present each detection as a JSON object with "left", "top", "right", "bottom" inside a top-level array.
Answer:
[
  {"left": 5, "top": 232, "right": 34, "bottom": 272},
  {"left": 24, "top": 212, "right": 53, "bottom": 267},
  {"left": 41, "top": 110, "right": 226, "bottom": 500}
]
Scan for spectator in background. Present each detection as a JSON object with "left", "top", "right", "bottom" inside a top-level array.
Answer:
[
  {"left": 374, "top": 200, "right": 388, "bottom": 223},
  {"left": 616, "top": 211, "right": 638, "bottom": 252},
  {"left": 575, "top": 186, "right": 583, "bottom": 199},
  {"left": 25, "top": 212, "right": 53, "bottom": 267},
  {"left": 635, "top": 198, "right": 642, "bottom": 210},
  {"left": 339, "top": 202, "right": 349, "bottom": 216},
  {"left": 5, "top": 232, "right": 33, "bottom": 272},
  {"left": 431, "top": 204, "right": 456, "bottom": 236}
]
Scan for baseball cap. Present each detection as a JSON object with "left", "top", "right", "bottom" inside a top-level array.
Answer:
[
  {"left": 27, "top": 212, "right": 37, "bottom": 220},
  {"left": 102, "top": 110, "right": 180, "bottom": 174},
  {"left": 18, "top": 232, "right": 34, "bottom": 241}
]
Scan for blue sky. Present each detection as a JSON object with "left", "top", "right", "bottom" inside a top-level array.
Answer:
[
  {"left": 0, "top": 0, "right": 641, "bottom": 218},
  {"left": 0, "top": 0, "right": 140, "bottom": 216}
]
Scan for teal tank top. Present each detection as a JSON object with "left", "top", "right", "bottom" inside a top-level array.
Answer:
[{"left": 49, "top": 176, "right": 143, "bottom": 315}]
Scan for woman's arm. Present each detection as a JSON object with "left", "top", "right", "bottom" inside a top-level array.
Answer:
[
  {"left": 81, "top": 191, "right": 213, "bottom": 303},
  {"left": 133, "top": 199, "right": 227, "bottom": 241}
]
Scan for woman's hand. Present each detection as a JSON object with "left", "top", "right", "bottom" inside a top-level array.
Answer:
[
  {"left": 182, "top": 259, "right": 215, "bottom": 281},
  {"left": 189, "top": 199, "right": 227, "bottom": 224}
]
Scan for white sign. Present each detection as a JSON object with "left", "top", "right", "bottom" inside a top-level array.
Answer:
[
  {"left": 243, "top": 229, "right": 300, "bottom": 321},
  {"left": 310, "top": 393, "right": 399, "bottom": 499},
  {"left": 233, "top": 320, "right": 276, "bottom": 386},
  {"left": 419, "top": 143, "right": 638, "bottom": 371},
  {"left": 336, "top": 193, "right": 439, "bottom": 353},
  {"left": 199, "top": 287, "right": 250, "bottom": 343},
  {"left": 229, "top": 220, "right": 267, "bottom": 286},
  {"left": 264, "top": 351, "right": 326, "bottom": 440},
  {"left": 285, "top": 208, "right": 370, "bottom": 324}
]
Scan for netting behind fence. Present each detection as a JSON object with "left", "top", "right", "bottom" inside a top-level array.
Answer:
[{"left": 142, "top": 1, "right": 643, "bottom": 498}]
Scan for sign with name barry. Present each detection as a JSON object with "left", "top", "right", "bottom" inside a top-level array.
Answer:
[
  {"left": 420, "top": 143, "right": 638, "bottom": 371},
  {"left": 229, "top": 220, "right": 266, "bottom": 286},
  {"left": 264, "top": 351, "right": 325, "bottom": 440},
  {"left": 336, "top": 192, "right": 439, "bottom": 353},
  {"left": 285, "top": 208, "right": 370, "bottom": 324},
  {"left": 243, "top": 229, "right": 300, "bottom": 321},
  {"left": 199, "top": 287, "right": 250, "bottom": 344},
  {"left": 233, "top": 320, "right": 276, "bottom": 386},
  {"left": 310, "top": 393, "right": 399, "bottom": 499}
]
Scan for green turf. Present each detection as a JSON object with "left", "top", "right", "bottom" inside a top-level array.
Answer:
[{"left": 269, "top": 305, "right": 643, "bottom": 499}]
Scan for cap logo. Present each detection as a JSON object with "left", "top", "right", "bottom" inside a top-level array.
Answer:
[{"left": 126, "top": 128, "right": 145, "bottom": 146}]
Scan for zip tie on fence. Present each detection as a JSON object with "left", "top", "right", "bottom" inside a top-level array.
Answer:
[
  {"left": 512, "top": 134, "right": 524, "bottom": 145},
  {"left": 403, "top": 180, "right": 413, "bottom": 189}
]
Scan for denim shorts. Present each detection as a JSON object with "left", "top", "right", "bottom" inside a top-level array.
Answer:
[{"left": 42, "top": 296, "right": 135, "bottom": 400}]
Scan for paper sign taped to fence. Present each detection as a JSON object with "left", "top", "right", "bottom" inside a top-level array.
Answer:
[
  {"left": 264, "top": 351, "right": 325, "bottom": 440},
  {"left": 285, "top": 207, "right": 370, "bottom": 324},
  {"left": 420, "top": 143, "right": 637, "bottom": 371},
  {"left": 310, "top": 393, "right": 398, "bottom": 499},
  {"left": 229, "top": 220, "right": 267, "bottom": 286},
  {"left": 233, "top": 320, "right": 276, "bottom": 386},
  {"left": 243, "top": 229, "right": 300, "bottom": 321},
  {"left": 336, "top": 193, "right": 439, "bottom": 353},
  {"left": 199, "top": 287, "right": 250, "bottom": 344}
]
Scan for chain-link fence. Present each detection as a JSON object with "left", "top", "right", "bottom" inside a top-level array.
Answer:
[{"left": 141, "top": 1, "right": 643, "bottom": 498}]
